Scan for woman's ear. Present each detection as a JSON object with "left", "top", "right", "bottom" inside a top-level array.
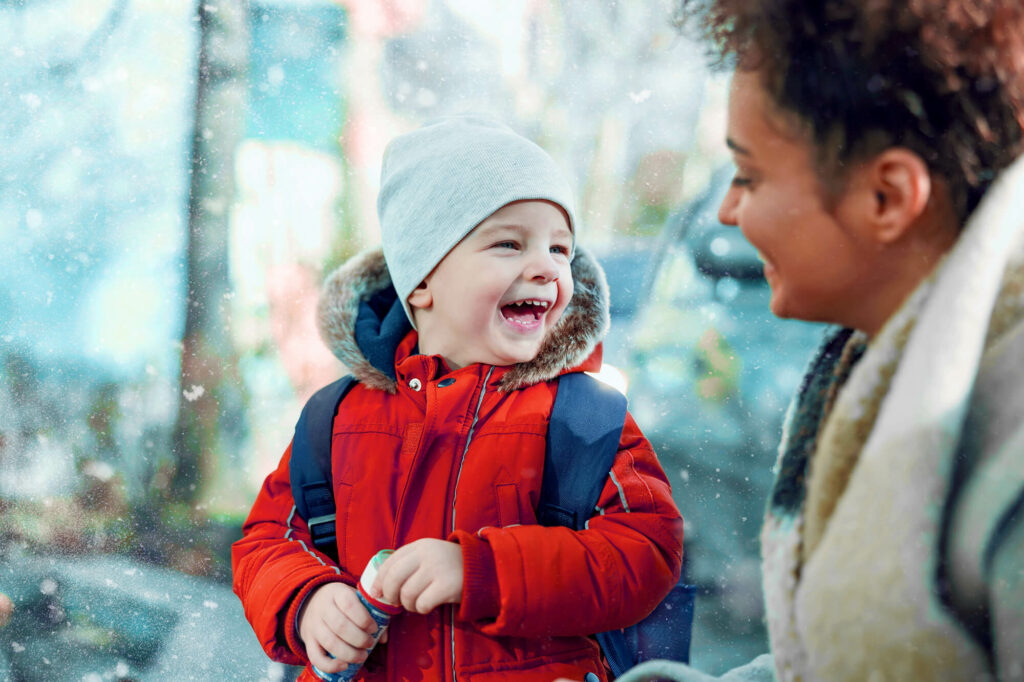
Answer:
[
  {"left": 867, "top": 148, "right": 932, "bottom": 243},
  {"left": 407, "top": 281, "right": 432, "bottom": 311}
]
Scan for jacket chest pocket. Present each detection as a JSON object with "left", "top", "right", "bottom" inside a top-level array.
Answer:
[
  {"left": 495, "top": 483, "right": 521, "bottom": 527},
  {"left": 333, "top": 429, "right": 404, "bottom": 573},
  {"left": 457, "top": 428, "right": 545, "bottom": 531}
]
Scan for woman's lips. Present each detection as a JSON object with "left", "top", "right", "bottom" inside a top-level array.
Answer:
[{"left": 754, "top": 250, "right": 774, "bottom": 278}]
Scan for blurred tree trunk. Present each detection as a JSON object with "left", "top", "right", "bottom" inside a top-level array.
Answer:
[{"left": 170, "top": 0, "right": 250, "bottom": 504}]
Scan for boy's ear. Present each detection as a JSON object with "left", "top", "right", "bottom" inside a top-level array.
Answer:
[
  {"left": 863, "top": 148, "right": 932, "bottom": 244},
  {"left": 407, "top": 281, "right": 432, "bottom": 311}
]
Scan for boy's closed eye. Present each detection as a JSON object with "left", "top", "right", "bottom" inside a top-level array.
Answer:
[{"left": 492, "top": 241, "right": 570, "bottom": 255}]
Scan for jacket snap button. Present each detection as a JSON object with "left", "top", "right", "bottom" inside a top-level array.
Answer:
[
  {"left": 408, "top": 378, "right": 422, "bottom": 391},
  {"left": 437, "top": 378, "right": 456, "bottom": 388}
]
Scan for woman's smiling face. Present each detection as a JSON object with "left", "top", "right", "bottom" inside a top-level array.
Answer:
[{"left": 716, "top": 70, "right": 885, "bottom": 330}]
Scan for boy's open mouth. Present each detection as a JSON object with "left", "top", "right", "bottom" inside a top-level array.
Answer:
[{"left": 500, "top": 299, "right": 551, "bottom": 327}]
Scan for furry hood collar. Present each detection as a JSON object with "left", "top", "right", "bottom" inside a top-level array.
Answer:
[{"left": 316, "top": 245, "right": 610, "bottom": 393}]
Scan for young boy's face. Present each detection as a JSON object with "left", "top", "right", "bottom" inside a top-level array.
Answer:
[{"left": 408, "top": 200, "right": 574, "bottom": 370}]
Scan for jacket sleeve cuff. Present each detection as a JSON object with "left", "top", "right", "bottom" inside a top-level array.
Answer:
[
  {"left": 450, "top": 530, "right": 500, "bottom": 622},
  {"left": 283, "top": 573, "right": 354, "bottom": 660}
]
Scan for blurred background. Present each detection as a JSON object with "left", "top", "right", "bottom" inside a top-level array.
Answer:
[{"left": 0, "top": 0, "right": 824, "bottom": 679}]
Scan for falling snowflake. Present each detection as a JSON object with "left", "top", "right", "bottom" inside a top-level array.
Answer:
[
  {"left": 183, "top": 384, "right": 205, "bottom": 401},
  {"left": 25, "top": 208, "right": 43, "bottom": 229},
  {"left": 629, "top": 89, "right": 651, "bottom": 103}
]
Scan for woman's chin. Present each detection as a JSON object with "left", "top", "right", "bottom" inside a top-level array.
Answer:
[{"left": 767, "top": 291, "right": 793, "bottom": 320}]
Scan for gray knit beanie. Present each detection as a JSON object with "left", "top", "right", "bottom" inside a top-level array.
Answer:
[{"left": 378, "top": 115, "right": 577, "bottom": 326}]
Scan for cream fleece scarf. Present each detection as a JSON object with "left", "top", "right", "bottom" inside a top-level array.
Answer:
[{"left": 762, "top": 155, "right": 1024, "bottom": 682}]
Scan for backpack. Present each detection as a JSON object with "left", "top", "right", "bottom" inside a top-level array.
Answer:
[{"left": 289, "top": 371, "right": 695, "bottom": 677}]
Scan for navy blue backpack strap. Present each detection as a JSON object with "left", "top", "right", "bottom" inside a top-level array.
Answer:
[
  {"left": 539, "top": 372, "right": 628, "bottom": 530},
  {"left": 540, "top": 371, "right": 695, "bottom": 677},
  {"left": 289, "top": 375, "right": 358, "bottom": 562}
]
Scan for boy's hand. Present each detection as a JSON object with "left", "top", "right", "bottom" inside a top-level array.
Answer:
[
  {"left": 297, "top": 582, "right": 379, "bottom": 675},
  {"left": 372, "top": 538, "right": 463, "bottom": 614}
]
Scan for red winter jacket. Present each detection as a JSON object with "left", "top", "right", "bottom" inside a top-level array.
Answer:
[{"left": 232, "top": 248, "right": 683, "bottom": 682}]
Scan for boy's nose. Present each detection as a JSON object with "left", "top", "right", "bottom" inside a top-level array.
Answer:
[{"left": 525, "top": 251, "right": 560, "bottom": 282}]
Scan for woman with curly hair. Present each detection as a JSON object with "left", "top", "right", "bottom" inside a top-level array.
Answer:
[{"left": 616, "top": 1, "right": 1024, "bottom": 680}]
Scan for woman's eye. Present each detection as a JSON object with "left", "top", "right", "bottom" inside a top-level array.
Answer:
[{"left": 731, "top": 174, "right": 753, "bottom": 188}]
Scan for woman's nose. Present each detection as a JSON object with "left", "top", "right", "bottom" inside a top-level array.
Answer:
[{"left": 718, "top": 186, "right": 740, "bottom": 226}]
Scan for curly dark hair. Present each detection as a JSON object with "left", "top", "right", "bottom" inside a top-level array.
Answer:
[{"left": 676, "top": 0, "right": 1024, "bottom": 223}]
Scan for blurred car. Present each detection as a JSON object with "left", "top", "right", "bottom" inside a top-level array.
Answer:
[
  {"left": 0, "top": 551, "right": 283, "bottom": 681},
  {"left": 591, "top": 239, "right": 662, "bottom": 393},
  {"left": 615, "top": 166, "right": 825, "bottom": 673}
]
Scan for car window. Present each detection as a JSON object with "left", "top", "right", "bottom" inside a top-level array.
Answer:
[{"left": 619, "top": 167, "right": 825, "bottom": 672}]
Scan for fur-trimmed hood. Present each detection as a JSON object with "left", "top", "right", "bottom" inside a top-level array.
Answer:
[{"left": 315, "top": 245, "right": 610, "bottom": 393}]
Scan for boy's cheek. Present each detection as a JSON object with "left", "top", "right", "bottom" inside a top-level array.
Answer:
[{"left": 554, "top": 281, "right": 574, "bottom": 321}]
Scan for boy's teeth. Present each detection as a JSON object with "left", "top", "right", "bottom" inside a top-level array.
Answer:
[{"left": 511, "top": 299, "right": 549, "bottom": 309}]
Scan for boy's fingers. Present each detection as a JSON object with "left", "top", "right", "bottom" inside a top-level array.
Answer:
[
  {"left": 308, "top": 641, "right": 349, "bottom": 674},
  {"left": 376, "top": 551, "right": 419, "bottom": 605},
  {"left": 413, "top": 584, "right": 441, "bottom": 614},
  {"left": 370, "top": 556, "right": 396, "bottom": 600},
  {"left": 331, "top": 585, "right": 376, "bottom": 633},
  {"left": 414, "top": 576, "right": 459, "bottom": 614},
  {"left": 314, "top": 626, "right": 369, "bottom": 667},
  {"left": 325, "top": 611, "right": 376, "bottom": 650},
  {"left": 398, "top": 568, "right": 433, "bottom": 613}
]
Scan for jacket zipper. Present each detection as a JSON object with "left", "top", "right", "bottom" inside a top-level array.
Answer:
[{"left": 448, "top": 366, "right": 494, "bottom": 682}]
